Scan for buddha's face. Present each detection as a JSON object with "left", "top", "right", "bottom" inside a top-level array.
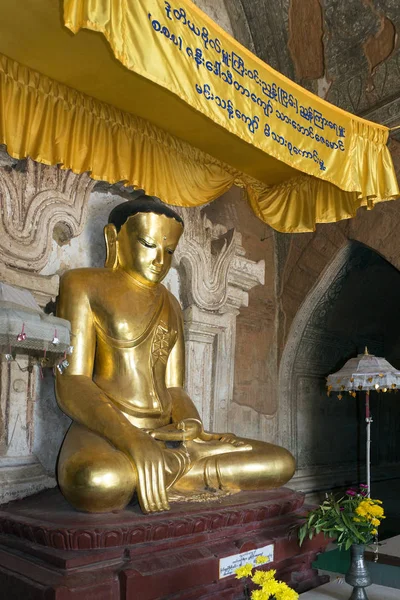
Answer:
[{"left": 116, "top": 212, "right": 183, "bottom": 286}]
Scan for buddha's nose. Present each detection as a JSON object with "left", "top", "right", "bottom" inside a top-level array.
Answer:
[{"left": 153, "top": 247, "right": 164, "bottom": 267}]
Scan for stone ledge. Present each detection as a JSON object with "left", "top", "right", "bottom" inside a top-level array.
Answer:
[
  {"left": 0, "top": 461, "right": 55, "bottom": 505},
  {"left": 0, "top": 487, "right": 304, "bottom": 551}
]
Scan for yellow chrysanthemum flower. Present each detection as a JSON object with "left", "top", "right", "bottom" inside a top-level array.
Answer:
[
  {"left": 250, "top": 569, "right": 299, "bottom": 600},
  {"left": 251, "top": 590, "right": 268, "bottom": 600},
  {"left": 261, "top": 579, "right": 280, "bottom": 596},
  {"left": 371, "top": 528, "right": 378, "bottom": 535},
  {"left": 273, "top": 581, "right": 299, "bottom": 600},
  {"left": 252, "top": 569, "right": 276, "bottom": 585},
  {"left": 353, "top": 517, "right": 361, "bottom": 522},
  {"left": 356, "top": 506, "right": 367, "bottom": 516},
  {"left": 235, "top": 563, "right": 253, "bottom": 579},
  {"left": 255, "top": 555, "right": 269, "bottom": 565},
  {"left": 371, "top": 518, "right": 380, "bottom": 527},
  {"left": 369, "top": 505, "right": 384, "bottom": 517}
]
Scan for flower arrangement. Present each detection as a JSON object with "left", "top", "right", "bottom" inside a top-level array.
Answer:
[
  {"left": 298, "top": 485, "right": 385, "bottom": 551},
  {"left": 235, "top": 556, "right": 299, "bottom": 600}
]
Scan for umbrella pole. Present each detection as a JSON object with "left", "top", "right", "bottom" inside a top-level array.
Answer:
[{"left": 365, "top": 390, "right": 371, "bottom": 497}]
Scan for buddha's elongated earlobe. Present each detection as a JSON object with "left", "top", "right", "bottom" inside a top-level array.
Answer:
[{"left": 104, "top": 224, "right": 118, "bottom": 269}]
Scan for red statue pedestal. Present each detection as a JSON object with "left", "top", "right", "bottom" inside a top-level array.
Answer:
[{"left": 0, "top": 487, "right": 328, "bottom": 599}]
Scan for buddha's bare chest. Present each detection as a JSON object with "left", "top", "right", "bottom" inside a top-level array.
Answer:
[{"left": 92, "top": 289, "right": 164, "bottom": 342}]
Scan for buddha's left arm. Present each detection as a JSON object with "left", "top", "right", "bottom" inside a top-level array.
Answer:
[{"left": 157, "top": 293, "right": 239, "bottom": 443}]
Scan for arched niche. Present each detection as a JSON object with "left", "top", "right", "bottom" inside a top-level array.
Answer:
[{"left": 279, "top": 240, "right": 400, "bottom": 494}]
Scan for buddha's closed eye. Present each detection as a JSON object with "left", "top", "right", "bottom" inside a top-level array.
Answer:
[{"left": 138, "top": 237, "right": 156, "bottom": 249}]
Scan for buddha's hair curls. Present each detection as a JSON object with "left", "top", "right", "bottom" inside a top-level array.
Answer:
[{"left": 108, "top": 192, "right": 184, "bottom": 233}]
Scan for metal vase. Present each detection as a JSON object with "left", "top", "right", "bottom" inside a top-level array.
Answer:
[{"left": 345, "top": 544, "right": 372, "bottom": 600}]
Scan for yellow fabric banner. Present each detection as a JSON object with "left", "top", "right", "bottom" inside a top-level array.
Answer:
[
  {"left": 64, "top": 0, "right": 398, "bottom": 198},
  {"left": 0, "top": 51, "right": 395, "bottom": 233},
  {"left": 0, "top": 0, "right": 398, "bottom": 232}
]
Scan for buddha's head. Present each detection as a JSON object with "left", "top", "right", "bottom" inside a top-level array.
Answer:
[{"left": 104, "top": 195, "right": 184, "bottom": 286}]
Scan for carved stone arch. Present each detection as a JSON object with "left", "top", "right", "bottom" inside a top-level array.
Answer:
[
  {"left": 277, "top": 242, "right": 352, "bottom": 456},
  {"left": 278, "top": 238, "right": 400, "bottom": 493}
]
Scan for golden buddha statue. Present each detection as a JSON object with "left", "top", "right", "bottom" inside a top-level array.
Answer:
[{"left": 56, "top": 196, "right": 295, "bottom": 514}]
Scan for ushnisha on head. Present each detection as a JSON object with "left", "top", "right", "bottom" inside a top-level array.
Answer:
[{"left": 104, "top": 194, "right": 184, "bottom": 286}]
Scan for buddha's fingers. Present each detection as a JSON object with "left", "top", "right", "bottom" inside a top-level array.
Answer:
[
  {"left": 150, "top": 429, "right": 186, "bottom": 441},
  {"left": 144, "top": 462, "right": 157, "bottom": 512},
  {"left": 137, "top": 467, "right": 150, "bottom": 514},
  {"left": 158, "top": 461, "right": 170, "bottom": 511},
  {"left": 218, "top": 435, "right": 252, "bottom": 451},
  {"left": 151, "top": 462, "right": 164, "bottom": 512},
  {"left": 218, "top": 434, "right": 236, "bottom": 442},
  {"left": 218, "top": 440, "right": 253, "bottom": 453}
]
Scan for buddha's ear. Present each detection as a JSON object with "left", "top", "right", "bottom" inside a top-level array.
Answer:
[{"left": 104, "top": 223, "right": 118, "bottom": 269}]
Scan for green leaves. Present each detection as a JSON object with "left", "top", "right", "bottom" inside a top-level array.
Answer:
[
  {"left": 297, "top": 492, "right": 379, "bottom": 551},
  {"left": 298, "top": 524, "right": 308, "bottom": 547}
]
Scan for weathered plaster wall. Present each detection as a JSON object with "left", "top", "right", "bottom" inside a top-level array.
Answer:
[
  {"left": 204, "top": 191, "right": 276, "bottom": 411},
  {"left": 277, "top": 196, "right": 400, "bottom": 357},
  {"left": 203, "top": 188, "right": 279, "bottom": 444},
  {"left": 221, "top": 0, "right": 400, "bottom": 123},
  {"left": 191, "top": 0, "right": 234, "bottom": 36}
]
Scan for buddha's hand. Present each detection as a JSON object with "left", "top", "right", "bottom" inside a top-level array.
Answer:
[
  {"left": 199, "top": 430, "right": 252, "bottom": 449},
  {"left": 149, "top": 418, "right": 203, "bottom": 442},
  {"left": 150, "top": 421, "right": 251, "bottom": 450},
  {"left": 127, "top": 430, "right": 170, "bottom": 514}
]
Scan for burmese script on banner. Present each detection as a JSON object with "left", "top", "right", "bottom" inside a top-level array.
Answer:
[
  {"left": 146, "top": 1, "right": 347, "bottom": 173},
  {"left": 64, "top": 0, "right": 391, "bottom": 189}
]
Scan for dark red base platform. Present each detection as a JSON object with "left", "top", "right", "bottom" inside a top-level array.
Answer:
[{"left": 0, "top": 487, "right": 328, "bottom": 599}]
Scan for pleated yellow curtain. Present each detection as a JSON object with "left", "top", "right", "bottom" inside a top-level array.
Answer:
[
  {"left": 0, "top": 51, "right": 398, "bottom": 233},
  {"left": 0, "top": 55, "right": 240, "bottom": 208},
  {"left": 62, "top": 0, "right": 399, "bottom": 225},
  {"left": 251, "top": 121, "right": 400, "bottom": 232}
]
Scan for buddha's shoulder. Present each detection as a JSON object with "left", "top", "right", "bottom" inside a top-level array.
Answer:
[
  {"left": 60, "top": 268, "right": 116, "bottom": 291},
  {"left": 164, "top": 288, "right": 182, "bottom": 314}
]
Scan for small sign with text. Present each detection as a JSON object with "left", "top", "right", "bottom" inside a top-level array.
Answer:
[{"left": 219, "top": 543, "right": 274, "bottom": 579}]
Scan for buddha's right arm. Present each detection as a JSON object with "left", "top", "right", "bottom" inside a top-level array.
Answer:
[
  {"left": 56, "top": 374, "right": 140, "bottom": 451},
  {"left": 55, "top": 271, "right": 139, "bottom": 453},
  {"left": 56, "top": 271, "right": 170, "bottom": 513}
]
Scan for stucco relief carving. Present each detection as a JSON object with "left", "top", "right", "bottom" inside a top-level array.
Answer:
[
  {"left": 173, "top": 206, "right": 265, "bottom": 314},
  {"left": 0, "top": 155, "right": 95, "bottom": 272},
  {"left": 0, "top": 358, "right": 55, "bottom": 504},
  {"left": 0, "top": 151, "right": 94, "bottom": 504},
  {"left": 173, "top": 205, "right": 265, "bottom": 433}
]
